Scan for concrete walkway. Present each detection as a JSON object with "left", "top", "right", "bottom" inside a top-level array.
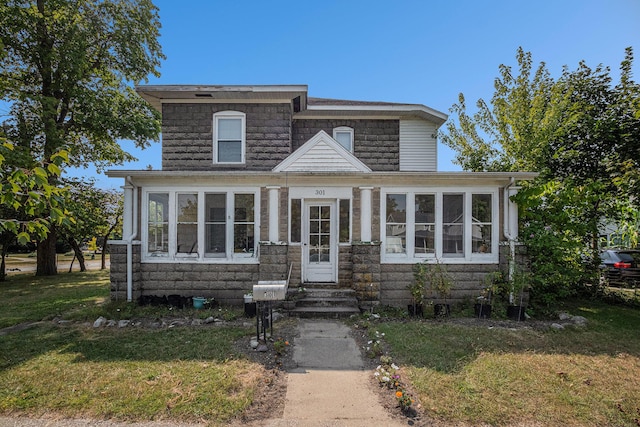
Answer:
[{"left": 260, "top": 319, "right": 407, "bottom": 427}]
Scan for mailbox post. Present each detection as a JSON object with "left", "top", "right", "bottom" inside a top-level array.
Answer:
[{"left": 252, "top": 280, "right": 288, "bottom": 345}]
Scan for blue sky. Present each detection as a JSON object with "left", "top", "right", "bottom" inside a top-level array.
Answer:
[{"left": 72, "top": 0, "right": 640, "bottom": 188}]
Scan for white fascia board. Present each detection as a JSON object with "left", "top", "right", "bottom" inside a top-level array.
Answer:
[
  {"left": 306, "top": 104, "right": 448, "bottom": 122},
  {"left": 135, "top": 84, "right": 308, "bottom": 93}
]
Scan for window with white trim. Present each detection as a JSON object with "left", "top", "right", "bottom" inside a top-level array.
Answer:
[
  {"left": 382, "top": 190, "right": 498, "bottom": 262},
  {"left": 205, "top": 193, "right": 226, "bottom": 257},
  {"left": 333, "top": 126, "right": 354, "bottom": 152},
  {"left": 213, "top": 111, "right": 245, "bottom": 164},
  {"left": 385, "top": 194, "right": 407, "bottom": 254},
  {"left": 233, "top": 194, "right": 255, "bottom": 255},
  {"left": 143, "top": 190, "right": 259, "bottom": 262},
  {"left": 147, "top": 193, "right": 169, "bottom": 256},
  {"left": 176, "top": 193, "right": 198, "bottom": 256},
  {"left": 415, "top": 194, "right": 435, "bottom": 255},
  {"left": 443, "top": 194, "right": 464, "bottom": 257},
  {"left": 472, "top": 194, "right": 492, "bottom": 254}
]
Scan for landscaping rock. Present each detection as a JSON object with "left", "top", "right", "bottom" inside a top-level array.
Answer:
[
  {"left": 106, "top": 320, "right": 117, "bottom": 327},
  {"left": 551, "top": 323, "right": 565, "bottom": 330},
  {"left": 572, "top": 315, "right": 588, "bottom": 327},
  {"left": 558, "top": 312, "right": 572, "bottom": 321},
  {"left": 117, "top": 320, "right": 130, "bottom": 328},
  {"left": 93, "top": 316, "right": 107, "bottom": 328}
]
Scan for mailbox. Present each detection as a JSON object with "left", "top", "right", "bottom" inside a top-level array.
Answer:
[{"left": 253, "top": 280, "right": 288, "bottom": 301}]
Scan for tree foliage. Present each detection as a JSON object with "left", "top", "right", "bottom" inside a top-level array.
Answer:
[
  {"left": 0, "top": 0, "right": 164, "bottom": 275},
  {"left": 0, "top": 0, "right": 164, "bottom": 169},
  {"left": 441, "top": 47, "right": 640, "bottom": 308},
  {"left": 57, "top": 178, "right": 121, "bottom": 272}
]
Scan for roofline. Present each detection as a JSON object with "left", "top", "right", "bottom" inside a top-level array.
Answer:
[
  {"left": 135, "top": 85, "right": 309, "bottom": 112},
  {"left": 135, "top": 84, "right": 309, "bottom": 93},
  {"left": 306, "top": 103, "right": 448, "bottom": 121},
  {"left": 106, "top": 170, "right": 538, "bottom": 181}
]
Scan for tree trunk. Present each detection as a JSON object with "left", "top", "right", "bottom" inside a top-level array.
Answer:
[
  {"left": 69, "top": 238, "right": 86, "bottom": 272},
  {"left": 100, "top": 223, "right": 117, "bottom": 270},
  {"left": 0, "top": 233, "right": 12, "bottom": 282},
  {"left": 36, "top": 228, "right": 58, "bottom": 276},
  {"left": 0, "top": 252, "right": 6, "bottom": 282}
]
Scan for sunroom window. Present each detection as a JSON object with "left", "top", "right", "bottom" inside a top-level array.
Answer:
[
  {"left": 382, "top": 190, "right": 498, "bottom": 262},
  {"left": 176, "top": 193, "right": 198, "bottom": 255},
  {"left": 147, "top": 193, "right": 169, "bottom": 256},
  {"left": 472, "top": 194, "right": 492, "bottom": 254},
  {"left": 234, "top": 194, "right": 255, "bottom": 255},
  {"left": 143, "top": 190, "right": 258, "bottom": 262},
  {"left": 385, "top": 194, "right": 407, "bottom": 254},
  {"left": 443, "top": 194, "right": 464, "bottom": 257},
  {"left": 415, "top": 194, "right": 435, "bottom": 254},
  {"left": 205, "top": 193, "right": 226, "bottom": 257}
]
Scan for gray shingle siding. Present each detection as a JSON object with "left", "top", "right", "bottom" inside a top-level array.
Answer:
[
  {"left": 292, "top": 119, "right": 400, "bottom": 172},
  {"left": 161, "top": 103, "right": 293, "bottom": 171}
]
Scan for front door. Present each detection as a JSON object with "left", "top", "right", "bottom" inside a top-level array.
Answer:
[{"left": 304, "top": 202, "right": 337, "bottom": 282}]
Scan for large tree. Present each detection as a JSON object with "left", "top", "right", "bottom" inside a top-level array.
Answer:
[
  {"left": 441, "top": 48, "right": 640, "bottom": 307},
  {"left": 0, "top": 0, "right": 164, "bottom": 275}
]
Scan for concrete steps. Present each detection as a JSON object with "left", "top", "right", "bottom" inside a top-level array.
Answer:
[{"left": 286, "top": 284, "right": 361, "bottom": 318}]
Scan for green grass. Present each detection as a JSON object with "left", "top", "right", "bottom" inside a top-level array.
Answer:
[
  {"left": 4, "top": 270, "right": 640, "bottom": 425},
  {"left": 0, "top": 324, "right": 257, "bottom": 421},
  {"left": 0, "top": 270, "right": 263, "bottom": 424},
  {"left": 374, "top": 300, "right": 640, "bottom": 426},
  {"left": 0, "top": 270, "right": 111, "bottom": 328}
]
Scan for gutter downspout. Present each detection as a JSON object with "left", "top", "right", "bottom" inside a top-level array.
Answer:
[
  {"left": 503, "top": 177, "right": 516, "bottom": 304},
  {"left": 125, "top": 177, "right": 139, "bottom": 302}
]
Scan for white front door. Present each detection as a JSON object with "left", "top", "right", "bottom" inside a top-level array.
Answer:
[{"left": 303, "top": 201, "right": 337, "bottom": 283}]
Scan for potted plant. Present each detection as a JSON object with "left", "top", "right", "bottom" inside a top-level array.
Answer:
[
  {"left": 408, "top": 262, "right": 427, "bottom": 316},
  {"left": 429, "top": 259, "right": 453, "bottom": 318},
  {"left": 474, "top": 271, "right": 502, "bottom": 319},
  {"left": 243, "top": 292, "right": 256, "bottom": 317},
  {"left": 505, "top": 270, "right": 530, "bottom": 321}
]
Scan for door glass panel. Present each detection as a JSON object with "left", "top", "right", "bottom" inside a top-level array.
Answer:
[
  {"left": 321, "top": 206, "right": 330, "bottom": 219},
  {"left": 308, "top": 205, "right": 331, "bottom": 264}
]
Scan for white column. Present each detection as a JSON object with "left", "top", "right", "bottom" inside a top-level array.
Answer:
[
  {"left": 360, "top": 187, "right": 373, "bottom": 242},
  {"left": 122, "top": 182, "right": 133, "bottom": 239},
  {"left": 267, "top": 186, "right": 280, "bottom": 242}
]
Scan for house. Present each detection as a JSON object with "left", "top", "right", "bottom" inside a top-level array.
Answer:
[{"left": 106, "top": 85, "right": 536, "bottom": 310}]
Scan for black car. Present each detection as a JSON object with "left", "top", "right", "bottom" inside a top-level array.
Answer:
[{"left": 600, "top": 249, "right": 640, "bottom": 287}]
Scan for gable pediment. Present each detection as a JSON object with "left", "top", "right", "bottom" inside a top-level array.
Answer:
[{"left": 273, "top": 130, "right": 372, "bottom": 173}]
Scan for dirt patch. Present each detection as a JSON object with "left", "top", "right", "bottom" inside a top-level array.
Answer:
[{"left": 227, "top": 316, "right": 299, "bottom": 425}]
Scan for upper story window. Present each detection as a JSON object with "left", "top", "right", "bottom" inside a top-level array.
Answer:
[
  {"left": 213, "top": 111, "right": 246, "bottom": 164},
  {"left": 333, "top": 126, "right": 354, "bottom": 152}
]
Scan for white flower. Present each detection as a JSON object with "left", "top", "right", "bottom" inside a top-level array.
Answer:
[
  {"left": 391, "top": 363, "right": 399, "bottom": 370},
  {"left": 382, "top": 376, "right": 390, "bottom": 382}
]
